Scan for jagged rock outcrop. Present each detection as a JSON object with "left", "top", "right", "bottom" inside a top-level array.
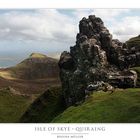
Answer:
[{"left": 59, "top": 15, "right": 138, "bottom": 107}]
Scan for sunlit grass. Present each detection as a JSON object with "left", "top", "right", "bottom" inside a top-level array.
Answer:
[{"left": 52, "top": 88, "right": 140, "bottom": 123}]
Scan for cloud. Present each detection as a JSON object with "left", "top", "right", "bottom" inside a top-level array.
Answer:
[
  {"left": 73, "top": 9, "right": 130, "bottom": 21},
  {"left": 92, "top": 9, "right": 130, "bottom": 20},
  {"left": 72, "top": 9, "right": 135, "bottom": 42},
  {"left": 0, "top": 9, "right": 77, "bottom": 43},
  {"left": 110, "top": 16, "right": 140, "bottom": 41},
  {"left": 0, "top": 9, "right": 139, "bottom": 44}
]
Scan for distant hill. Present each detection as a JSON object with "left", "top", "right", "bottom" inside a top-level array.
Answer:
[{"left": 0, "top": 53, "right": 59, "bottom": 80}]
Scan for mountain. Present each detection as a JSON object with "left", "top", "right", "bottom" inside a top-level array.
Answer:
[
  {"left": 0, "top": 53, "right": 60, "bottom": 95},
  {"left": 0, "top": 53, "right": 59, "bottom": 80}
]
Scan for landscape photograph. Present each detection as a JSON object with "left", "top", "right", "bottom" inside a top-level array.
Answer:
[{"left": 0, "top": 9, "right": 140, "bottom": 123}]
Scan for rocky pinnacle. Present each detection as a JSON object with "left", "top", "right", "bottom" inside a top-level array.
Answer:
[{"left": 59, "top": 15, "right": 139, "bottom": 107}]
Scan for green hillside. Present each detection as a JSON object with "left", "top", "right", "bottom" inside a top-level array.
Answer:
[
  {"left": 52, "top": 88, "right": 140, "bottom": 123},
  {"left": 126, "top": 35, "right": 140, "bottom": 48},
  {"left": 19, "top": 87, "right": 140, "bottom": 123},
  {"left": 0, "top": 88, "right": 32, "bottom": 123},
  {"left": 20, "top": 86, "right": 66, "bottom": 123}
]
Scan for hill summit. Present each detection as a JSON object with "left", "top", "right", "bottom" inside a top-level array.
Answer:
[
  {"left": 29, "top": 53, "right": 47, "bottom": 58},
  {"left": 59, "top": 15, "right": 140, "bottom": 107},
  {"left": 0, "top": 53, "right": 59, "bottom": 80}
]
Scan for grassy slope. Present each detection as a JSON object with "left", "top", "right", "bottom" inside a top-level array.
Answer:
[
  {"left": 20, "top": 87, "right": 66, "bottom": 123},
  {"left": 126, "top": 35, "right": 140, "bottom": 47},
  {"left": 0, "top": 88, "right": 32, "bottom": 123},
  {"left": 52, "top": 88, "right": 140, "bottom": 123}
]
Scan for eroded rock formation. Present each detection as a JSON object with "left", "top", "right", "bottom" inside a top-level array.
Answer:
[{"left": 59, "top": 15, "right": 138, "bottom": 107}]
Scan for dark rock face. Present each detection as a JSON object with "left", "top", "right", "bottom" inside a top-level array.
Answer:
[{"left": 59, "top": 15, "right": 138, "bottom": 107}]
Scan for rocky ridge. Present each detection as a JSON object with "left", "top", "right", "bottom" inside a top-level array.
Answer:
[{"left": 59, "top": 15, "right": 139, "bottom": 107}]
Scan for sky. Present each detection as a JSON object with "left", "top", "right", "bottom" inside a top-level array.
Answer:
[{"left": 0, "top": 9, "right": 140, "bottom": 67}]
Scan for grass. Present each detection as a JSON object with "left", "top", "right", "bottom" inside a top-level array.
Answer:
[
  {"left": 1, "top": 85, "right": 139, "bottom": 123},
  {"left": 52, "top": 88, "right": 140, "bottom": 123},
  {"left": 20, "top": 86, "right": 66, "bottom": 123},
  {"left": 0, "top": 88, "right": 32, "bottom": 123},
  {"left": 126, "top": 35, "right": 140, "bottom": 47}
]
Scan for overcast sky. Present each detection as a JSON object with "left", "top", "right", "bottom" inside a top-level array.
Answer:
[{"left": 0, "top": 9, "right": 140, "bottom": 67}]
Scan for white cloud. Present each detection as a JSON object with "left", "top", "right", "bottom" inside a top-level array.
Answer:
[
  {"left": 72, "top": 9, "right": 93, "bottom": 20},
  {"left": 0, "top": 9, "right": 77, "bottom": 43},
  {"left": 110, "top": 16, "right": 140, "bottom": 41},
  {"left": 92, "top": 9, "right": 130, "bottom": 20},
  {"left": 72, "top": 9, "right": 136, "bottom": 42},
  {"left": 0, "top": 9, "right": 139, "bottom": 45},
  {"left": 73, "top": 9, "right": 130, "bottom": 21}
]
